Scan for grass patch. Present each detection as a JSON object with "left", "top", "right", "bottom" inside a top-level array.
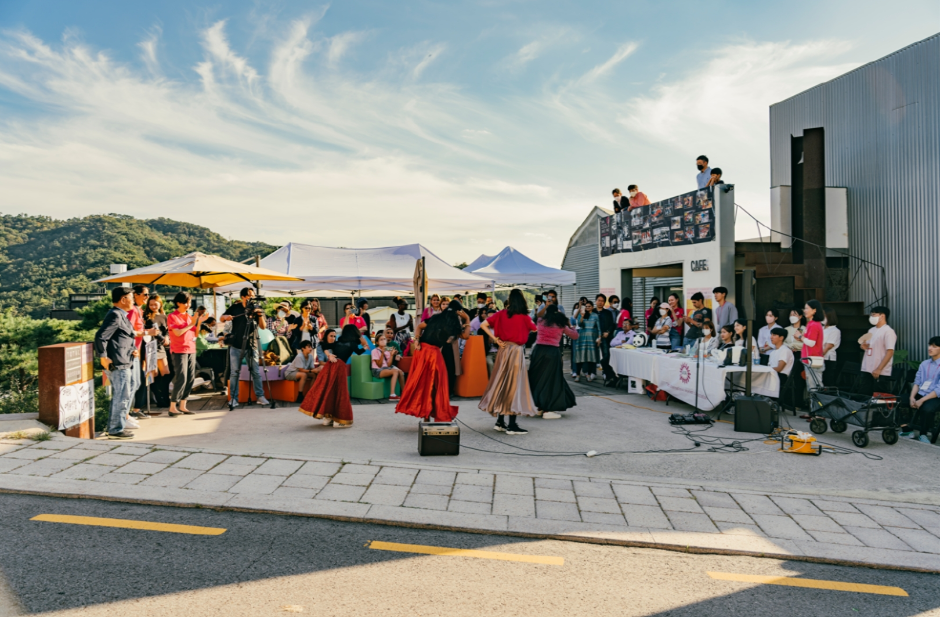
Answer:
[{"left": 30, "top": 431, "right": 52, "bottom": 441}]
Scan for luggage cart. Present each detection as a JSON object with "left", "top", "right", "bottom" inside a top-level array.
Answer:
[{"left": 807, "top": 388, "right": 900, "bottom": 448}]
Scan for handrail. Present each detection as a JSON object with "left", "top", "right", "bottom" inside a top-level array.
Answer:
[{"left": 733, "top": 203, "right": 888, "bottom": 311}]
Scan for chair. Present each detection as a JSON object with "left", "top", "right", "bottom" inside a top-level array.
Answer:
[{"left": 349, "top": 353, "right": 400, "bottom": 400}]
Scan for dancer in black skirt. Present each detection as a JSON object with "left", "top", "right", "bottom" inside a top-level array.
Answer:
[{"left": 528, "top": 304, "right": 578, "bottom": 419}]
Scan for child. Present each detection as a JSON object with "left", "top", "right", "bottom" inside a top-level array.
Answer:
[{"left": 372, "top": 332, "right": 406, "bottom": 400}]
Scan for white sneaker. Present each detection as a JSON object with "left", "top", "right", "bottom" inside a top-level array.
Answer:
[
  {"left": 587, "top": 374, "right": 595, "bottom": 382},
  {"left": 321, "top": 418, "right": 333, "bottom": 426},
  {"left": 541, "top": 412, "right": 562, "bottom": 419},
  {"left": 125, "top": 416, "right": 140, "bottom": 429},
  {"left": 573, "top": 375, "right": 580, "bottom": 382},
  {"left": 570, "top": 372, "right": 577, "bottom": 378},
  {"left": 333, "top": 423, "right": 351, "bottom": 429},
  {"left": 229, "top": 401, "right": 239, "bottom": 410},
  {"left": 257, "top": 397, "right": 270, "bottom": 406}
]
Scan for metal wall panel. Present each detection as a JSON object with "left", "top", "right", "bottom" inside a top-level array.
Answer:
[
  {"left": 559, "top": 245, "right": 600, "bottom": 312},
  {"left": 770, "top": 33, "right": 940, "bottom": 355},
  {"left": 632, "top": 277, "right": 683, "bottom": 329}
]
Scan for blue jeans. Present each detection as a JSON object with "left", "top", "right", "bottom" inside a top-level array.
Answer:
[
  {"left": 108, "top": 367, "right": 134, "bottom": 435},
  {"left": 229, "top": 346, "right": 264, "bottom": 402},
  {"left": 669, "top": 329, "right": 683, "bottom": 350}
]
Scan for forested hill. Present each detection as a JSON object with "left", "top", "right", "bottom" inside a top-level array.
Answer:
[{"left": 0, "top": 214, "right": 278, "bottom": 318}]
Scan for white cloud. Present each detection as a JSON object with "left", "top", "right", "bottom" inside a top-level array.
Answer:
[
  {"left": 327, "top": 31, "right": 367, "bottom": 65},
  {"left": 411, "top": 43, "right": 445, "bottom": 80},
  {"left": 138, "top": 27, "right": 161, "bottom": 76},
  {"left": 579, "top": 42, "right": 638, "bottom": 83}
]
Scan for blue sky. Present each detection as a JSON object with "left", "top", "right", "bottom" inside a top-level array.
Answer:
[{"left": 1, "top": 1, "right": 937, "bottom": 267}]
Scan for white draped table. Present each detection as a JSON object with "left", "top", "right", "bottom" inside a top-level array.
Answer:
[{"left": 609, "top": 348, "right": 780, "bottom": 411}]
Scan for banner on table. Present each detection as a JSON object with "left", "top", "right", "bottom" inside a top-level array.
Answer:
[
  {"left": 58, "top": 380, "right": 95, "bottom": 430},
  {"left": 600, "top": 187, "right": 716, "bottom": 257}
]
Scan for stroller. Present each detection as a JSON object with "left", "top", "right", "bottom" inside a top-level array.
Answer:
[{"left": 807, "top": 388, "right": 900, "bottom": 448}]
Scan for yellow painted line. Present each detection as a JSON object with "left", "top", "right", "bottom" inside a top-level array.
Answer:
[
  {"left": 368, "top": 541, "right": 563, "bottom": 565},
  {"left": 707, "top": 572, "right": 907, "bottom": 596},
  {"left": 31, "top": 514, "right": 226, "bottom": 536}
]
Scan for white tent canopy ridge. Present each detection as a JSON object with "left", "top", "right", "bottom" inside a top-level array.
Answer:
[
  {"left": 215, "top": 243, "right": 495, "bottom": 297},
  {"left": 466, "top": 246, "right": 576, "bottom": 288}
]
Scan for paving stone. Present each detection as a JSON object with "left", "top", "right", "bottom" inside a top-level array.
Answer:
[
  {"left": 224, "top": 456, "right": 266, "bottom": 467},
  {"left": 577, "top": 497, "right": 621, "bottom": 514},
  {"left": 282, "top": 474, "right": 331, "bottom": 490},
  {"left": 451, "top": 484, "right": 492, "bottom": 503},
  {"left": 253, "top": 459, "right": 304, "bottom": 477},
  {"left": 31, "top": 441, "right": 75, "bottom": 450},
  {"left": 581, "top": 511, "right": 628, "bottom": 526},
  {"left": 49, "top": 463, "right": 116, "bottom": 481},
  {"left": 316, "top": 483, "right": 367, "bottom": 502},
  {"left": 658, "top": 497, "right": 704, "bottom": 514},
  {"left": 536, "top": 500, "right": 581, "bottom": 522},
  {"left": 330, "top": 473, "right": 375, "bottom": 487},
  {"left": 3, "top": 448, "right": 50, "bottom": 460},
  {"left": 0, "top": 444, "right": 24, "bottom": 455},
  {"left": 853, "top": 504, "right": 921, "bottom": 529},
  {"left": 409, "top": 483, "right": 451, "bottom": 496},
  {"left": 495, "top": 475, "right": 533, "bottom": 496},
  {"left": 72, "top": 442, "right": 115, "bottom": 451},
  {"left": 456, "top": 472, "right": 494, "bottom": 486},
  {"left": 110, "top": 446, "right": 153, "bottom": 457},
  {"left": 206, "top": 462, "right": 259, "bottom": 476},
  {"left": 806, "top": 530, "right": 864, "bottom": 546},
  {"left": 415, "top": 470, "right": 456, "bottom": 486},
  {"left": 403, "top": 493, "right": 449, "bottom": 511},
  {"left": 84, "top": 453, "right": 139, "bottom": 467},
  {"left": 887, "top": 527, "right": 940, "bottom": 554},
  {"left": 825, "top": 510, "right": 880, "bottom": 529},
  {"left": 296, "top": 461, "right": 342, "bottom": 476},
  {"left": 140, "top": 468, "right": 204, "bottom": 488},
  {"left": 96, "top": 472, "right": 147, "bottom": 485},
  {"left": 372, "top": 467, "right": 418, "bottom": 486},
  {"left": 185, "top": 473, "right": 241, "bottom": 492},
  {"left": 844, "top": 526, "right": 916, "bottom": 551},
  {"left": 622, "top": 504, "right": 672, "bottom": 529},
  {"left": 360, "top": 484, "right": 410, "bottom": 507},
  {"left": 0, "top": 458, "right": 29, "bottom": 473},
  {"left": 650, "top": 486, "right": 692, "bottom": 498},
  {"left": 792, "top": 514, "right": 845, "bottom": 533},
  {"left": 448, "top": 500, "right": 491, "bottom": 515},
  {"left": 371, "top": 504, "right": 507, "bottom": 532},
  {"left": 7, "top": 459, "right": 74, "bottom": 476},
  {"left": 812, "top": 500, "right": 859, "bottom": 513},
  {"left": 173, "top": 453, "right": 228, "bottom": 470},
  {"left": 492, "top": 493, "right": 535, "bottom": 517},
  {"left": 733, "top": 494, "right": 784, "bottom": 516},
  {"left": 535, "top": 487, "right": 577, "bottom": 503},
  {"left": 667, "top": 511, "right": 719, "bottom": 533},
  {"left": 895, "top": 508, "right": 940, "bottom": 530},
  {"left": 49, "top": 449, "right": 104, "bottom": 461},
  {"left": 113, "top": 462, "right": 167, "bottom": 475},
  {"left": 229, "top": 474, "right": 285, "bottom": 495},
  {"left": 702, "top": 506, "right": 753, "bottom": 524},
  {"left": 573, "top": 481, "right": 614, "bottom": 498},
  {"left": 750, "top": 514, "right": 815, "bottom": 541},
  {"left": 691, "top": 491, "right": 738, "bottom": 509},
  {"left": 339, "top": 463, "right": 380, "bottom": 476},
  {"left": 534, "top": 478, "right": 572, "bottom": 490},
  {"left": 137, "top": 450, "right": 189, "bottom": 465},
  {"left": 771, "top": 497, "right": 825, "bottom": 517},
  {"left": 612, "top": 484, "right": 658, "bottom": 506},
  {"left": 271, "top": 487, "right": 319, "bottom": 500},
  {"left": 715, "top": 522, "right": 765, "bottom": 536}
]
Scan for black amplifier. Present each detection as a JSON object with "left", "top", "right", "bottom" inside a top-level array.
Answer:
[
  {"left": 418, "top": 422, "right": 460, "bottom": 456},
  {"left": 734, "top": 395, "right": 779, "bottom": 434}
]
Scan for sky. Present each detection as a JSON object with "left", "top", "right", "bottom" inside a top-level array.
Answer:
[{"left": 0, "top": 1, "right": 937, "bottom": 268}]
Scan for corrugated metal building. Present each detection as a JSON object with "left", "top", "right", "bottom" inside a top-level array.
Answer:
[
  {"left": 769, "top": 33, "right": 940, "bottom": 353},
  {"left": 558, "top": 207, "right": 610, "bottom": 312}
]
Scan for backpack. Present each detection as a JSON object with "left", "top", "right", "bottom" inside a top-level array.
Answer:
[{"left": 268, "top": 336, "right": 294, "bottom": 365}]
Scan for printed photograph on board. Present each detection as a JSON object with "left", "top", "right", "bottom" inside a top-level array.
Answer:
[
  {"left": 683, "top": 211, "right": 694, "bottom": 225},
  {"left": 673, "top": 229, "right": 686, "bottom": 243},
  {"left": 697, "top": 223, "right": 711, "bottom": 239},
  {"left": 670, "top": 216, "right": 682, "bottom": 230},
  {"left": 695, "top": 210, "right": 711, "bottom": 225},
  {"left": 685, "top": 227, "right": 696, "bottom": 241},
  {"left": 653, "top": 226, "right": 670, "bottom": 243},
  {"left": 641, "top": 230, "right": 652, "bottom": 245}
]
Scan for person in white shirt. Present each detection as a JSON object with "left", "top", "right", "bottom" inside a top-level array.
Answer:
[
  {"left": 757, "top": 309, "right": 780, "bottom": 356},
  {"left": 859, "top": 306, "right": 897, "bottom": 396},
  {"left": 733, "top": 319, "right": 759, "bottom": 361},
  {"left": 822, "top": 308, "right": 842, "bottom": 386},
  {"left": 692, "top": 320, "right": 718, "bottom": 357},
  {"left": 768, "top": 327, "right": 795, "bottom": 406},
  {"left": 284, "top": 341, "right": 321, "bottom": 403}
]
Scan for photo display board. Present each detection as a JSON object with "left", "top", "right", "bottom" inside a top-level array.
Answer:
[{"left": 600, "top": 187, "right": 716, "bottom": 256}]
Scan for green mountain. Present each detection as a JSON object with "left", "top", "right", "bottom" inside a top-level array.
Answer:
[{"left": 0, "top": 213, "right": 278, "bottom": 318}]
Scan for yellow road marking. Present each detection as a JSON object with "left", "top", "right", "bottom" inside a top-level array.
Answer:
[
  {"left": 31, "top": 514, "right": 226, "bottom": 536},
  {"left": 368, "top": 541, "right": 563, "bottom": 565},
  {"left": 707, "top": 572, "right": 907, "bottom": 596}
]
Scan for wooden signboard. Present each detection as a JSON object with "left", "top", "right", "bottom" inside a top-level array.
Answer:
[{"left": 38, "top": 342, "right": 95, "bottom": 438}]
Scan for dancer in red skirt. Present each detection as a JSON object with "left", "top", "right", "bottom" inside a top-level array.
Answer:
[
  {"left": 299, "top": 326, "right": 368, "bottom": 428},
  {"left": 396, "top": 301, "right": 470, "bottom": 422}
]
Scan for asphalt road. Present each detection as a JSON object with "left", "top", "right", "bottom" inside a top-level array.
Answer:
[{"left": 1, "top": 494, "right": 938, "bottom": 617}]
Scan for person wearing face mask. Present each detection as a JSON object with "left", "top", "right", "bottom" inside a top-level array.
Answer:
[
  {"left": 611, "top": 188, "right": 628, "bottom": 214},
  {"left": 792, "top": 299, "right": 826, "bottom": 390},
  {"left": 693, "top": 319, "right": 718, "bottom": 356},
  {"left": 695, "top": 155, "right": 712, "bottom": 189},
  {"left": 627, "top": 184, "right": 650, "bottom": 210},
  {"left": 268, "top": 301, "right": 293, "bottom": 338},
  {"left": 784, "top": 308, "right": 805, "bottom": 352},
  {"left": 821, "top": 309, "right": 842, "bottom": 387},
  {"left": 651, "top": 304, "right": 675, "bottom": 350},
  {"left": 472, "top": 292, "right": 488, "bottom": 319},
  {"left": 858, "top": 306, "right": 897, "bottom": 396},
  {"left": 757, "top": 309, "right": 780, "bottom": 355},
  {"left": 572, "top": 300, "right": 600, "bottom": 381},
  {"left": 612, "top": 296, "right": 632, "bottom": 330},
  {"left": 666, "top": 293, "right": 685, "bottom": 350},
  {"left": 645, "top": 297, "right": 661, "bottom": 339}
]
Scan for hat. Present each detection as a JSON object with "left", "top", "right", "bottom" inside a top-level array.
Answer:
[
  {"left": 356, "top": 298, "right": 369, "bottom": 308},
  {"left": 277, "top": 301, "right": 291, "bottom": 310}
]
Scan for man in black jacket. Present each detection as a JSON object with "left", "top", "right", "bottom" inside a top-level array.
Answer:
[
  {"left": 595, "top": 293, "right": 617, "bottom": 386},
  {"left": 94, "top": 287, "right": 138, "bottom": 439}
]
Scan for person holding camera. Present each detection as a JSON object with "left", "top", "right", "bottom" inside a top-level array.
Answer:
[
  {"left": 220, "top": 287, "right": 270, "bottom": 407},
  {"left": 340, "top": 301, "right": 368, "bottom": 335}
]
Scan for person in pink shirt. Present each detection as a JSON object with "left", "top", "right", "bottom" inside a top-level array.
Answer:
[
  {"left": 166, "top": 291, "right": 208, "bottom": 416},
  {"left": 528, "top": 305, "right": 579, "bottom": 419},
  {"left": 372, "top": 332, "right": 406, "bottom": 401},
  {"left": 627, "top": 184, "right": 651, "bottom": 210},
  {"left": 793, "top": 299, "right": 826, "bottom": 390},
  {"left": 420, "top": 294, "right": 443, "bottom": 322},
  {"left": 667, "top": 293, "right": 685, "bottom": 349}
]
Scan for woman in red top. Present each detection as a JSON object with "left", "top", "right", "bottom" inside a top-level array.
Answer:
[
  {"left": 478, "top": 289, "right": 538, "bottom": 434},
  {"left": 795, "top": 299, "right": 826, "bottom": 390},
  {"left": 166, "top": 291, "right": 207, "bottom": 416},
  {"left": 667, "top": 293, "right": 685, "bottom": 350}
]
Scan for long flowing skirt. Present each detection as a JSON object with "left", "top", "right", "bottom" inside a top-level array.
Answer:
[
  {"left": 396, "top": 344, "right": 458, "bottom": 422},
  {"left": 528, "top": 344, "right": 577, "bottom": 412},
  {"left": 299, "top": 361, "right": 353, "bottom": 426},
  {"left": 479, "top": 342, "right": 537, "bottom": 417}
]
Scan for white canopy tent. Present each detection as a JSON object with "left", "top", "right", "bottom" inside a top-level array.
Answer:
[
  {"left": 215, "top": 243, "right": 495, "bottom": 297},
  {"left": 466, "top": 246, "right": 576, "bottom": 288}
]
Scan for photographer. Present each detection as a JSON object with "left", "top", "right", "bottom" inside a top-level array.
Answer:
[
  {"left": 220, "top": 287, "right": 270, "bottom": 407},
  {"left": 340, "top": 301, "right": 368, "bottom": 335},
  {"left": 534, "top": 290, "right": 565, "bottom": 321}
]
